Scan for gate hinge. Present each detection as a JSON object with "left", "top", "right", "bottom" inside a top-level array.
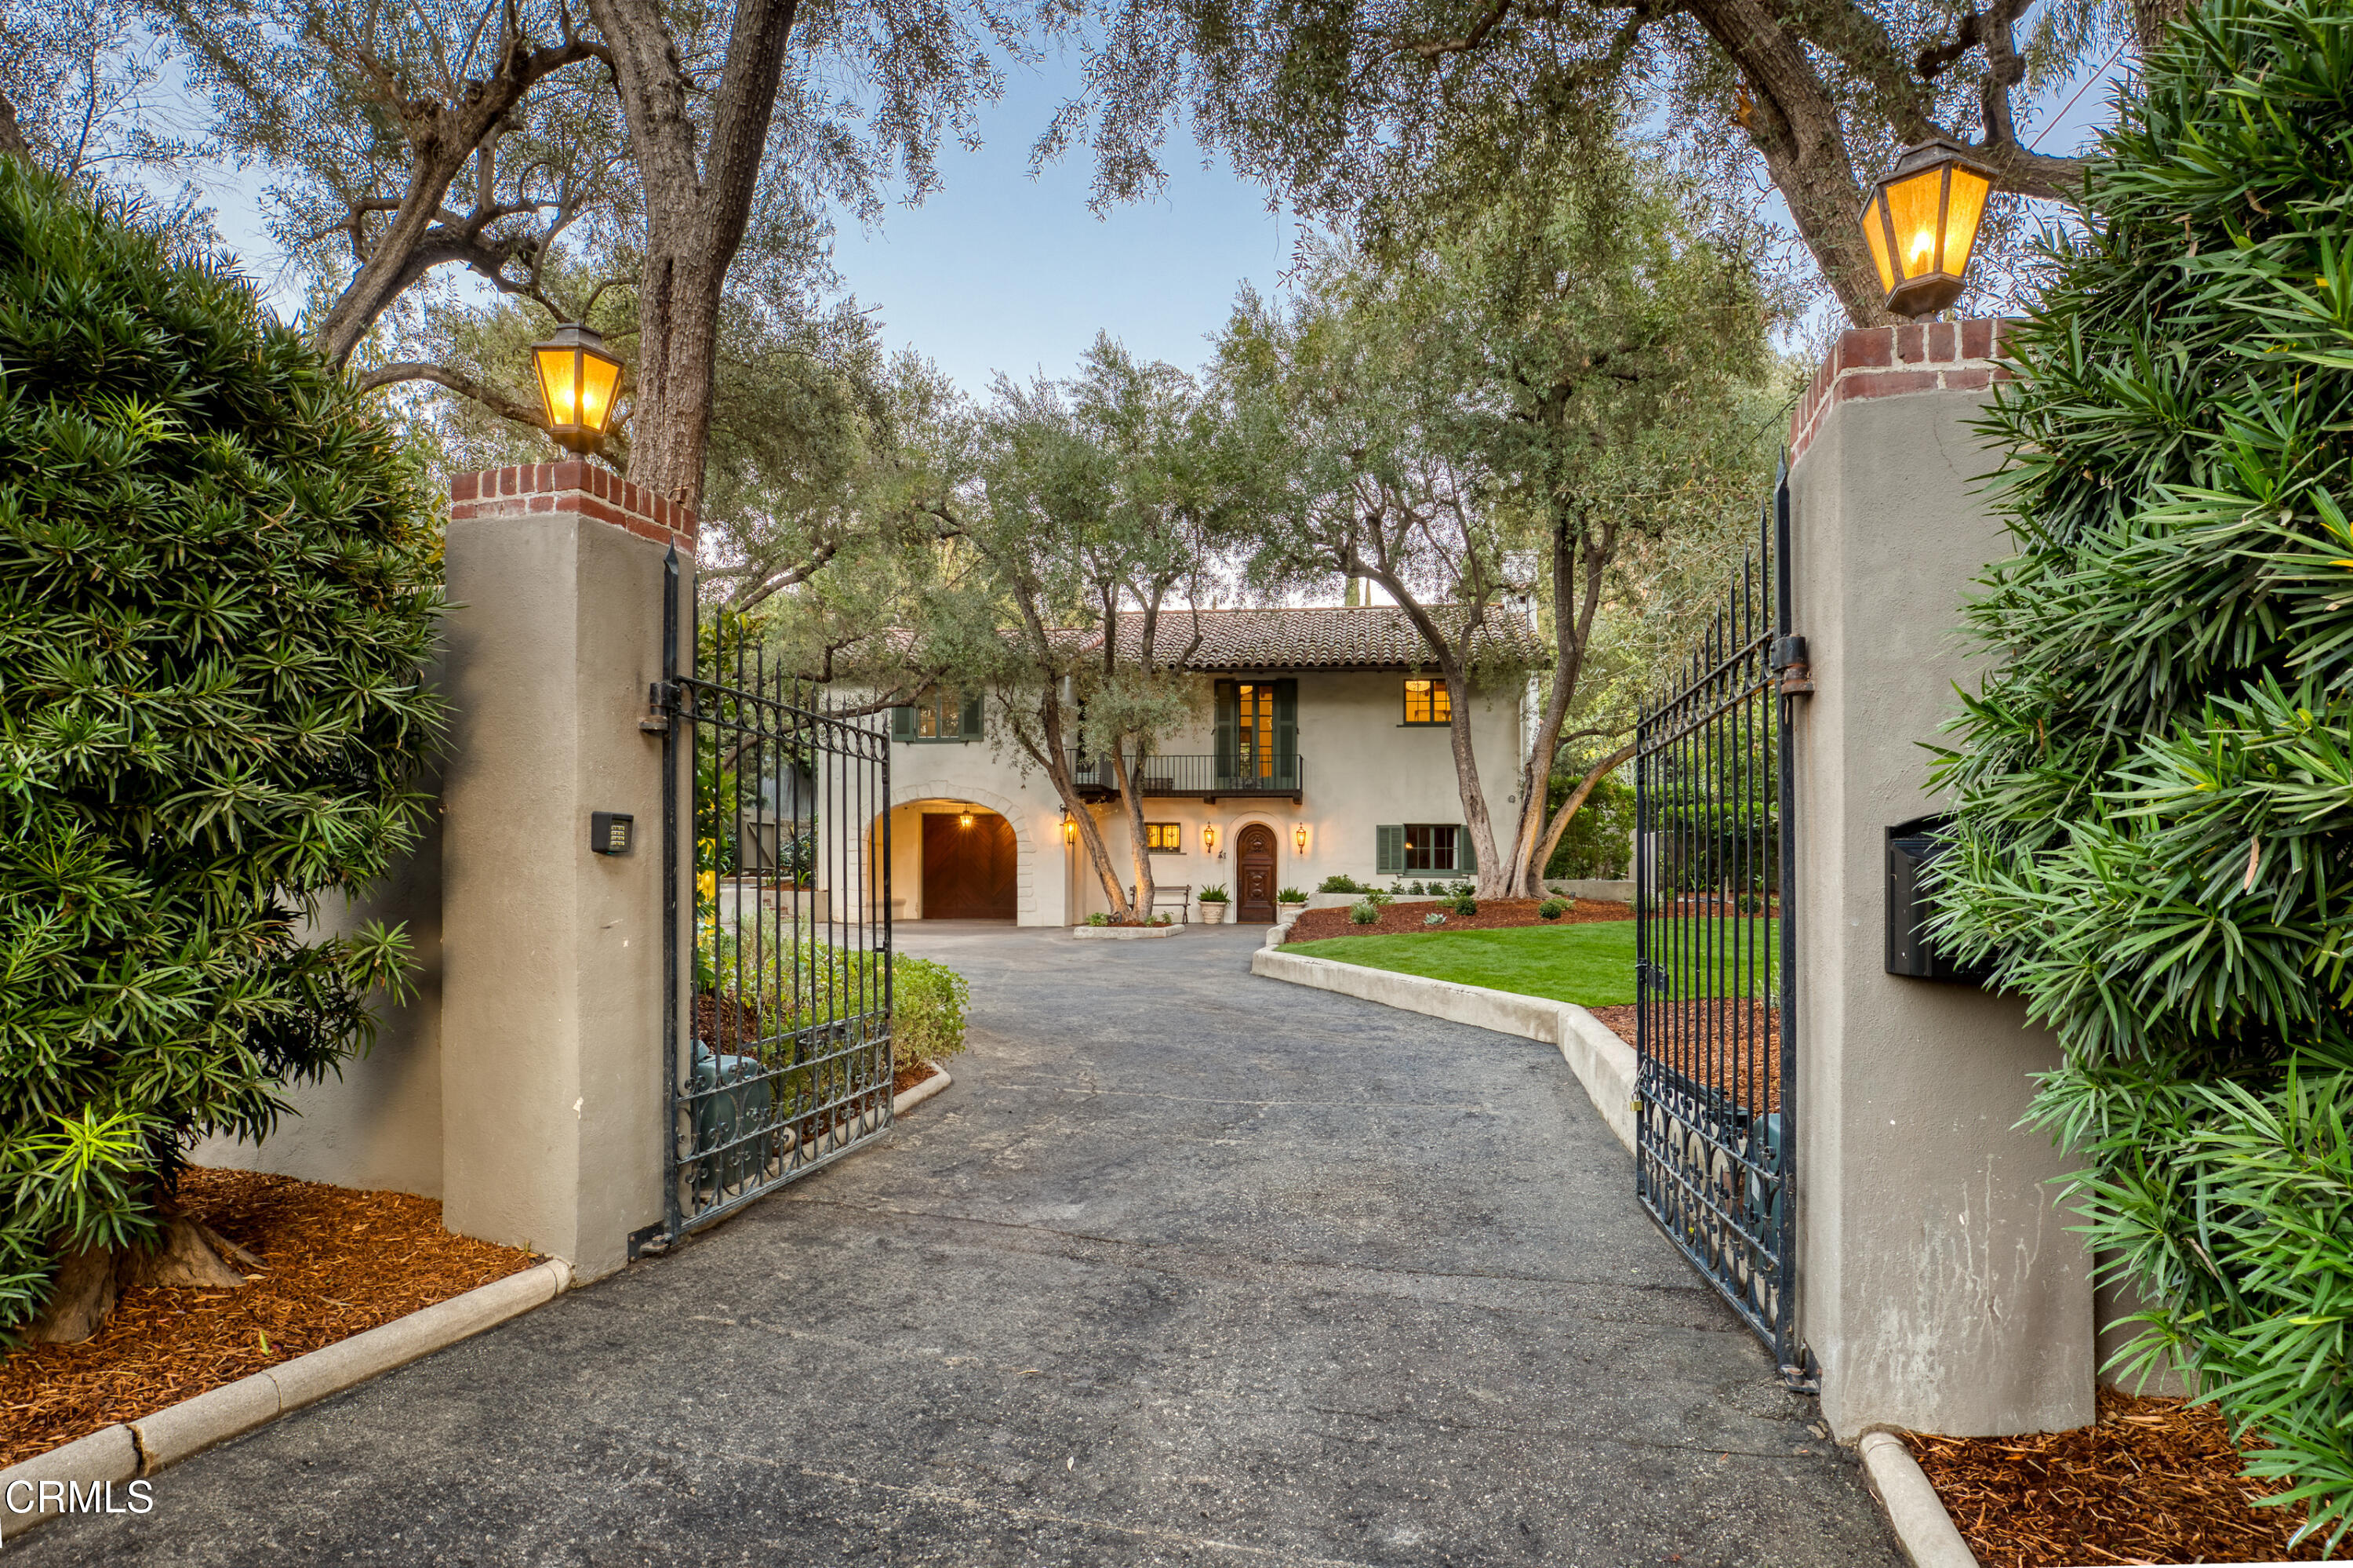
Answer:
[
  {"left": 1771, "top": 635, "right": 1815, "bottom": 695},
  {"left": 627, "top": 1221, "right": 671, "bottom": 1259},
  {"left": 638, "top": 681, "right": 672, "bottom": 733}
]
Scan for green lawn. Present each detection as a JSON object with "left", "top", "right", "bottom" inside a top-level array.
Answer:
[
  {"left": 1283, "top": 919, "right": 1777, "bottom": 1007},
  {"left": 1286, "top": 922, "right": 1638, "bottom": 1006}
]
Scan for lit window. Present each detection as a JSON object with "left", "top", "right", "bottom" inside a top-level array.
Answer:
[
  {"left": 1404, "top": 824, "right": 1459, "bottom": 871},
  {"left": 1145, "top": 822, "right": 1183, "bottom": 853},
  {"left": 1403, "top": 679, "right": 1452, "bottom": 726},
  {"left": 915, "top": 693, "right": 962, "bottom": 739},
  {"left": 1237, "top": 683, "right": 1276, "bottom": 777}
]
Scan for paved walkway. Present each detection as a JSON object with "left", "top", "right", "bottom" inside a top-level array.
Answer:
[{"left": 24, "top": 924, "right": 1900, "bottom": 1566}]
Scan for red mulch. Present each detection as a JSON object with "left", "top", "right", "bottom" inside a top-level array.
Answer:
[
  {"left": 0, "top": 1169, "right": 540, "bottom": 1468},
  {"left": 1586, "top": 1006, "right": 1784, "bottom": 1114},
  {"left": 1285, "top": 897, "right": 1635, "bottom": 943},
  {"left": 1907, "top": 1387, "right": 2329, "bottom": 1566}
]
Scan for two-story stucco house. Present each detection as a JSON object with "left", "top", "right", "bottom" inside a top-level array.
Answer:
[{"left": 873, "top": 605, "right": 1541, "bottom": 926}]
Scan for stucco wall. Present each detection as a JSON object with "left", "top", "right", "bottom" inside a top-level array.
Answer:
[
  {"left": 188, "top": 776, "right": 446, "bottom": 1197},
  {"left": 1788, "top": 330, "right": 2093, "bottom": 1439},
  {"left": 864, "top": 668, "right": 1525, "bottom": 925}
]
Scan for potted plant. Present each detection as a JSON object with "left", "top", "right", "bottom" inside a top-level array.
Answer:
[
  {"left": 1276, "top": 886, "right": 1307, "bottom": 922},
  {"left": 1196, "top": 883, "right": 1230, "bottom": 924}
]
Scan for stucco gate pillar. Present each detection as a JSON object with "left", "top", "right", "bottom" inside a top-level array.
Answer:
[
  {"left": 437, "top": 463, "right": 693, "bottom": 1283},
  {"left": 1786, "top": 322, "right": 2095, "bottom": 1439}
]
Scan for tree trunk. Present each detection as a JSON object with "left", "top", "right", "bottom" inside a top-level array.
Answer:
[
  {"left": 31, "top": 1217, "right": 259, "bottom": 1344},
  {"left": 1111, "top": 742, "right": 1158, "bottom": 921},
  {"left": 2135, "top": 0, "right": 2190, "bottom": 48},
  {"left": 1526, "top": 741, "right": 1638, "bottom": 891},
  {"left": 587, "top": 0, "right": 802, "bottom": 510},
  {"left": 30, "top": 1247, "right": 116, "bottom": 1344}
]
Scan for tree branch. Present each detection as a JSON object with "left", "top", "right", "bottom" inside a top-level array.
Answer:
[{"left": 354, "top": 360, "right": 549, "bottom": 431}]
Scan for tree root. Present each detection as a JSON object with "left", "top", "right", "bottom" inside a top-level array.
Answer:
[{"left": 31, "top": 1218, "right": 263, "bottom": 1344}]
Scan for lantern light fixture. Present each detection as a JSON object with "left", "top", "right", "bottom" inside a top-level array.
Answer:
[
  {"left": 1859, "top": 138, "right": 1995, "bottom": 318},
  {"left": 1202, "top": 824, "right": 1219, "bottom": 856},
  {"left": 958, "top": 809, "right": 975, "bottom": 830},
  {"left": 1061, "top": 807, "right": 1076, "bottom": 845},
  {"left": 529, "top": 322, "right": 624, "bottom": 455},
  {"left": 1293, "top": 823, "right": 1309, "bottom": 856}
]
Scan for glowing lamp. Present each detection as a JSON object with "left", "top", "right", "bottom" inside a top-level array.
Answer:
[
  {"left": 1860, "top": 139, "right": 1994, "bottom": 318},
  {"left": 530, "top": 322, "right": 624, "bottom": 455},
  {"left": 1293, "top": 824, "right": 1308, "bottom": 855},
  {"left": 958, "top": 810, "right": 974, "bottom": 830},
  {"left": 1061, "top": 809, "right": 1076, "bottom": 844},
  {"left": 1202, "top": 824, "right": 1218, "bottom": 855}
]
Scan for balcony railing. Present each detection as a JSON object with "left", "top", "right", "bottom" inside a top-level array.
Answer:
[{"left": 1068, "top": 753, "right": 1304, "bottom": 801}]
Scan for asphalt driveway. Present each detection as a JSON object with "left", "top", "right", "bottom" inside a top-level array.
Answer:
[{"left": 19, "top": 922, "right": 1900, "bottom": 1566}]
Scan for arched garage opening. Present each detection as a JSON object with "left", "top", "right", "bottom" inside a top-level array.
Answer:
[{"left": 880, "top": 799, "right": 1017, "bottom": 921}]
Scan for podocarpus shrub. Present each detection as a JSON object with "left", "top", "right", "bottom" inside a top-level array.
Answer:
[
  {"left": 1933, "top": 0, "right": 2353, "bottom": 1538},
  {"left": 0, "top": 162, "right": 446, "bottom": 1335}
]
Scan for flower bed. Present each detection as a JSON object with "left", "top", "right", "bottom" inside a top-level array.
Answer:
[
  {"left": 1905, "top": 1387, "right": 2326, "bottom": 1566},
  {"left": 0, "top": 1169, "right": 538, "bottom": 1468},
  {"left": 1284, "top": 896, "right": 1632, "bottom": 944}
]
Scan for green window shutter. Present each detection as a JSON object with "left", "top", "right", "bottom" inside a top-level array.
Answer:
[
  {"left": 1213, "top": 680, "right": 1238, "bottom": 784},
  {"left": 1457, "top": 827, "right": 1477, "bottom": 875},
  {"left": 960, "top": 693, "right": 984, "bottom": 741},
  {"left": 1272, "top": 678, "right": 1297, "bottom": 786},
  {"left": 889, "top": 704, "right": 914, "bottom": 741},
  {"left": 1377, "top": 824, "right": 1403, "bottom": 875}
]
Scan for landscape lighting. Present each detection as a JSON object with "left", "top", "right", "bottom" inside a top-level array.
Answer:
[
  {"left": 530, "top": 322, "right": 624, "bottom": 455},
  {"left": 1860, "top": 139, "right": 1994, "bottom": 318}
]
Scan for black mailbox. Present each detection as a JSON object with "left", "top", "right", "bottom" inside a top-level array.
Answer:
[{"left": 1886, "top": 813, "right": 1994, "bottom": 984}]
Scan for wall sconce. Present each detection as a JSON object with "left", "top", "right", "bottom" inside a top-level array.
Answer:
[
  {"left": 1859, "top": 137, "right": 1994, "bottom": 318},
  {"left": 1201, "top": 824, "right": 1218, "bottom": 856},
  {"left": 1293, "top": 823, "right": 1308, "bottom": 856},
  {"left": 1061, "top": 808, "right": 1075, "bottom": 845},
  {"left": 529, "top": 322, "right": 624, "bottom": 455},
  {"left": 958, "top": 809, "right": 974, "bottom": 830}
]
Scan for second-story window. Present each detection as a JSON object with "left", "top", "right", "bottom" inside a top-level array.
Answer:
[
  {"left": 891, "top": 692, "right": 984, "bottom": 744},
  {"left": 1403, "top": 678, "right": 1453, "bottom": 725}
]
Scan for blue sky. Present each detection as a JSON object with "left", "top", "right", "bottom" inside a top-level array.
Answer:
[{"left": 199, "top": 38, "right": 2130, "bottom": 400}]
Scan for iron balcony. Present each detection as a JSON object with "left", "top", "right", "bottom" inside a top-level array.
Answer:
[{"left": 1067, "top": 752, "right": 1304, "bottom": 803}]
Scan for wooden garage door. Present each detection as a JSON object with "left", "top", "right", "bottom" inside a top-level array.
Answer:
[{"left": 922, "top": 811, "right": 1017, "bottom": 919}]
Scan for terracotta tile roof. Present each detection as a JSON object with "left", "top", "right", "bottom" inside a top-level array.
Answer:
[{"left": 1099, "top": 605, "right": 1544, "bottom": 672}]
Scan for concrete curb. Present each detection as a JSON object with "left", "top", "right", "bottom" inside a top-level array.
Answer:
[
  {"left": 1857, "top": 1429, "right": 1980, "bottom": 1568},
  {"left": 1249, "top": 947, "right": 1638, "bottom": 1155},
  {"left": 893, "top": 1065, "right": 953, "bottom": 1115},
  {"left": 1069, "top": 923, "right": 1184, "bottom": 940},
  {"left": 0, "top": 1257, "right": 572, "bottom": 1542},
  {"left": 0, "top": 1424, "right": 139, "bottom": 1537}
]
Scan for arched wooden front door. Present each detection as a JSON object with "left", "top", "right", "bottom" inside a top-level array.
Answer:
[{"left": 1235, "top": 824, "right": 1278, "bottom": 923}]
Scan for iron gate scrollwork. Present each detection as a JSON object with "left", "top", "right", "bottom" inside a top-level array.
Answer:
[
  {"left": 1634, "top": 460, "right": 1809, "bottom": 1382},
  {"left": 649, "top": 548, "right": 893, "bottom": 1247}
]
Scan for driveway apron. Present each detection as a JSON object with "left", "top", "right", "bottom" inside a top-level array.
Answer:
[{"left": 20, "top": 923, "right": 1902, "bottom": 1566}]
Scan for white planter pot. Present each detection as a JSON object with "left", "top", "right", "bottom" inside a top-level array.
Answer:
[
  {"left": 1276, "top": 902, "right": 1307, "bottom": 923},
  {"left": 1197, "top": 903, "right": 1228, "bottom": 924}
]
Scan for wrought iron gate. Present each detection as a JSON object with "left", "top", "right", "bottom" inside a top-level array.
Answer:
[
  {"left": 648, "top": 548, "right": 893, "bottom": 1247},
  {"left": 1634, "top": 462, "right": 1809, "bottom": 1381}
]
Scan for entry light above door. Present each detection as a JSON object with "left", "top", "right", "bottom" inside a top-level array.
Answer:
[{"left": 958, "top": 809, "right": 975, "bottom": 830}]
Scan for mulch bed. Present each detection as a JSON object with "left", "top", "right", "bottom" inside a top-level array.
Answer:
[
  {"left": 1906, "top": 1386, "right": 2329, "bottom": 1566},
  {"left": 1587, "top": 1005, "right": 1784, "bottom": 1114},
  {"left": 1284, "top": 897, "right": 1635, "bottom": 944},
  {"left": 0, "top": 1169, "right": 539, "bottom": 1469}
]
